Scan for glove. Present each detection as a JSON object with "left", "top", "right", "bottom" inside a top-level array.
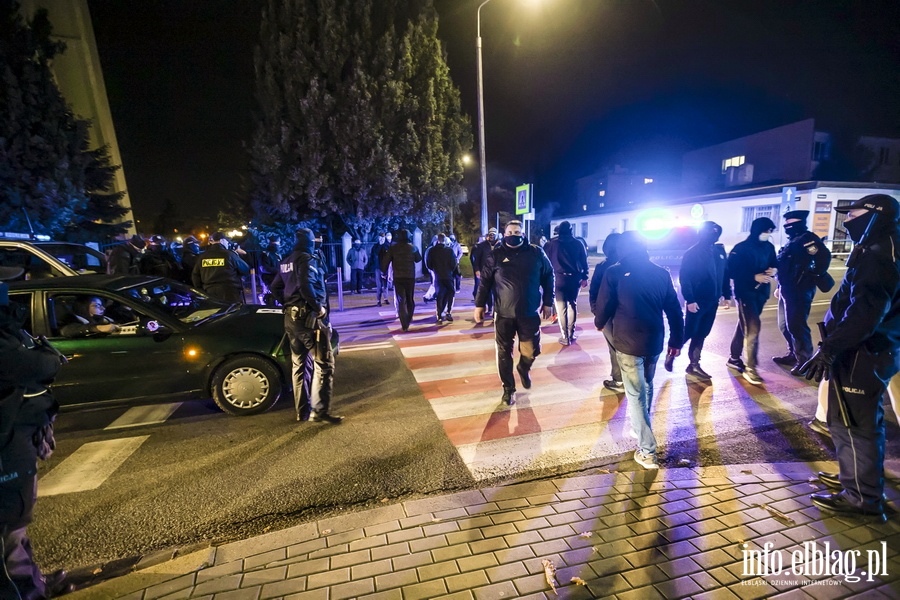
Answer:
[{"left": 793, "top": 347, "right": 834, "bottom": 382}]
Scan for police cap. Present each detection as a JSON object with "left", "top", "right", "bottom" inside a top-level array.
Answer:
[
  {"left": 783, "top": 210, "right": 809, "bottom": 221},
  {"left": 834, "top": 194, "right": 900, "bottom": 221}
]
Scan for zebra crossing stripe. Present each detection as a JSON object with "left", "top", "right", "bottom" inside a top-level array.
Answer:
[
  {"left": 105, "top": 403, "right": 182, "bottom": 430},
  {"left": 39, "top": 436, "right": 149, "bottom": 496}
]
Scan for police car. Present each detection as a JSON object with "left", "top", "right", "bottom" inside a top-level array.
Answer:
[
  {"left": 8, "top": 275, "right": 290, "bottom": 416},
  {"left": 0, "top": 231, "right": 108, "bottom": 278}
]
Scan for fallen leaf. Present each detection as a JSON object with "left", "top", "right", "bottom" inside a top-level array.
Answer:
[
  {"left": 578, "top": 532, "right": 592, "bottom": 539},
  {"left": 592, "top": 546, "right": 602, "bottom": 553},
  {"left": 571, "top": 577, "right": 587, "bottom": 585},
  {"left": 321, "top": 529, "right": 332, "bottom": 535},
  {"left": 92, "top": 567, "right": 103, "bottom": 575},
  {"left": 381, "top": 498, "right": 389, "bottom": 503},
  {"left": 432, "top": 518, "right": 442, "bottom": 523},
  {"left": 542, "top": 559, "right": 559, "bottom": 595},
  {"left": 741, "top": 469, "right": 753, "bottom": 475}
]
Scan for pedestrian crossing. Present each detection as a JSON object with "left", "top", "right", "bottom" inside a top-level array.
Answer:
[
  {"left": 388, "top": 305, "right": 820, "bottom": 481},
  {"left": 39, "top": 436, "right": 149, "bottom": 497}
]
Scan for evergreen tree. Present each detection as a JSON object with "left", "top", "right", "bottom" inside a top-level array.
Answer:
[
  {"left": 249, "top": 0, "right": 471, "bottom": 239},
  {"left": 63, "top": 144, "right": 132, "bottom": 242}
]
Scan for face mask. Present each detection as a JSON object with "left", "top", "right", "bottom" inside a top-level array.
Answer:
[
  {"left": 784, "top": 222, "right": 807, "bottom": 238},
  {"left": 504, "top": 235, "right": 525, "bottom": 247},
  {"left": 758, "top": 233, "right": 771, "bottom": 242},
  {"left": 844, "top": 212, "right": 874, "bottom": 243}
]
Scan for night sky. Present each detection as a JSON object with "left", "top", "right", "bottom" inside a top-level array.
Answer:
[{"left": 86, "top": 0, "right": 900, "bottom": 226}]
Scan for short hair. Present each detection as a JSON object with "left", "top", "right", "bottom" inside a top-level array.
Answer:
[{"left": 505, "top": 220, "right": 523, "bottom": 229}]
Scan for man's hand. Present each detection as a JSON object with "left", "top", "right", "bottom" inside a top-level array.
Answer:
[
  {"left": 317, "top": 306, "right": 327, "bottom": 318},
  {"left": 754, "top": 273, "right": 772, "bottom": 284},
  {"left": 793, "top": 347, "right": 834, "bottom": 382},
  {"left": 765, "top": 267, "right": 777, "bottom": 276},
  {"left": 580, "top": 279, "right": 588, "bottom": 289},
  {"left": 774, "top": 286, "right": 781, "bottom": 299},
  {"left": 474, "top": 307, "right": 485, "bottom": 323},
  {"left": 475, "top": 271, "right": 480, "bottom": 278},
  {"left": 668, "top": 347, "right": 681, "bottom": 358},
  {"left": 235, "top": 247, "right": 248, "bottom": 256},
  {"left": 96, "top": 323, "right": 118, "bottom": 333},
  {"left": 541, "top": 306, "right": 553, "bottom": 320},
  {"left": 686, "top": 302, "right": 699, "bottom": 313},
  {"left": 720, "top": 297, "right": 733, "bottom": 309}
]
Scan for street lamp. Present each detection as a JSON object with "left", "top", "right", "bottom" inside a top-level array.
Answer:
[{"left": 476, "top": 0, "right": 493, "bottom": 237}]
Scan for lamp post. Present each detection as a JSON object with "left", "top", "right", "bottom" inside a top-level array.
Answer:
[{"left": 476, "top": 0, "right": 493, "bottom": 237}]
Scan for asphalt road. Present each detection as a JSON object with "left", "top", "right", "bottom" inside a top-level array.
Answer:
[{"left": 29, "top": 262, "right": 900, "bottom": 576}]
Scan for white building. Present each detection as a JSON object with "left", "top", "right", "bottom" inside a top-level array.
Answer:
[{"left": 551, "top": 181, "right": 900, "bottom": 255}]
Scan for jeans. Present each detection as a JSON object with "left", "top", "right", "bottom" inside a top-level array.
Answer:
[
  {"left": 617, "top": 351, "right": 660, "bottom": 456},
  {"left": 604, "top": 334, "right": 621, "bottom": 381},
  {"left": 494, "top": 315, "right": 542, "bottom": 391},
  {"left": 555, "top": 298, "right": 577, "bottom": 340},
  {"left": 350, "top": 268, "right": 364, "bottom": 293},
  {"left": 730, "top": 295, "right": 766, "bottom": 369},
  {"left": 777, "top": 288, "right": 815, "bottom": 363}
]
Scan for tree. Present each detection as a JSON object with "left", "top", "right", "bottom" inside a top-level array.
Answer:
[
  {"left": 62, "top": 144, "right": 132, "bottom": 242},
  {"left": 0, "top": 2, "right": 130, "bottom": 239},
  {"left": 249, "top": 0, "right": 472, "bottom": 240}
]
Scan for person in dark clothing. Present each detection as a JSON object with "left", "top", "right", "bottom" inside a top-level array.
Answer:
[
  {"left": 772, "top": 210, "right": 832, "bottom": 369},
  {"left": 271, "top": 229, "right": 342, "bottom": 424},
  {"left": 107, "top": 234, "right": 145, "bottom": 275},
  {"left": 726, "top": 217, "right": 778, "bottom": 385},
  {"left": 0, "top": 267, "right": 71, "bottom": 600},
  {"left": 139, "top": 235, "right": 180, "bottom": 279},
  {"left": 668, "top": 221, "right": 731, "bottom": 380},
  {"left": 370, "top": 232, "right": 391, "bottom": 306},
  {"left": 346, "top": 240, "right": 368, "bottom": 294},
  {"left": 594, "top": 231, "right": 684, "bottom": 469},
  {"left": 590, "top": 233, "right": 624, "bottom": 393},
  {"left": 192, "top": 232, "right": 250, "bottom": 304},
  {"left": 449, "top": 234, "right": 463, "bottom": 292},
  {"left": 259, "top": 237, "right": 282, "bottom": 291},
  {"left": 381, "top": 229, "right": 422, "bottom": 332},
  {"left": 180, "top": 236, "right": 201, "bottom": 285},
  {"left": 474, "top": 220, "right": 554, "bottom": 406},
  {"left": 426, "top": 233, "right": 458, "bottom": 323},
  {"left": 795, "top": 194, "right": 900, "bottom": 521},
  {"left": 543, "top": 221, "right": 589, "bottom": 346},
  {"left": 59, "top": 296, "right": 120, "bottom": 338},
  {"left": 471, "top": 228, "right": 498, "bottom": 314}
]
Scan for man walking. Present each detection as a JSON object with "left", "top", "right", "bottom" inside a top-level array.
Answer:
[
  {"left": 471, "top": 227, "right": 498, "bottom": 315},
  {"left": 474, "top": 220, "right": 554, "bottom": 406},
  {"left": 271, "top": 228, "right": 342, "bottom": 424},
  {"left": 590, "top": 233, "right": 624, "bottom": 393},
  {"left": 370, "top": 232, "right": 391, "bottom": 306},
  {"left": 449, "top": 234, "right": 463, "bottom": 292},
  {"left": 668, "top": 221, "right": 731, "bottom": 380},
  {"left": 426, "top": 233, "right": 457, "bottom": 323},
  {"left": 772, "top": 210, "right": 832, "bottom": 369},
  {"left": 192, "top": 232, "right": 251, "bottom": 304},
  {"left": 726, "top": 217, "right": 778, "bottom": 385},
  {"left": 796, "top": 194, "right": 900, "bottom": 521},
  {"left": 543, "top": 221, "right": 589, "bottom": 345},
  {"left": 381, "top": 229, "right": 422, "bottom": 332},
  {"left": 594, "top": 231, "right": 684, "bottom": 469},
  {"left": 346, "top": 239, "right": 367, "bottom": 294}
]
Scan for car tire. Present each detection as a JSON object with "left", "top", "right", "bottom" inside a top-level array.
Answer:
[{"left": 211, "top": 355, "right": 283, "bottom": 416}]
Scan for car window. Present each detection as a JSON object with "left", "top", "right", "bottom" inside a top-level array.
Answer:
[
  {"left": 8, "top": 292, "right": 33, "bottom": 334},
  {"left": 48, "top": 292, "right": 140, "bottom": 338},
  {"left": 0, "top": 247, "right": 68, "bottom": 280},
  {"left": 121, "top": 280, "right": 232, "bottom": 324},
  {"left": 36, "top": 243, "right": 108, "bottom": 274}
]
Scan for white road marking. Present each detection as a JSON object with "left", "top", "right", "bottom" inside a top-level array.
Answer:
[
  {"left": 39, "top": 436, "right": 149, "bottom": 496},
  {"left": 341, "top": 342, "right": 393, "bottom": 352},
  {"left": 399, "top": 338, "right": 496, "bottom": 358},
  {"left": 104, "top": 403, "right": 182, "bottom": 430}
]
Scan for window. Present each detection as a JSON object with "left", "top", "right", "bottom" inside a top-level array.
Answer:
[
  {"left": 813, "top": 141, "right": 829, "bottom": 161},
  {"left": 598, "top": 190, "right": 606, "bottom": 197},
  {"left": 644, "top": 178, "right": 653, "bottom": 184},
  {"left": 879, "top": 147, "right": 890, "bottom": 165},
  {"left": 831, "top": 199, "right": 854, "bottom": 253},
  {"left": 8, "top": 293, "right": 32, "bottom": 334},
  {"left": 581, "top": 222, "right": 589, "bottom": 239},
  {"left": 721, "top": 155, "right": 746, "bottom": 173},
  {"left": 741, "top": 205, "right": 779, "bottom": 232}
]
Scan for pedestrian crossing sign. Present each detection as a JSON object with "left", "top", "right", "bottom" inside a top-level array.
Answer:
[{"left": 516, "top": 184, "right": 532, "bottom": 215}]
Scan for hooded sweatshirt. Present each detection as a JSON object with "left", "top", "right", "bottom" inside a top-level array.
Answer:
[
  {"left": 727, "top": 217, "right": 778, "bottom": 300},
  {"left": 679, "top": 221, "right": 731, "bottom": 305},
  {"left": 543, "top": 221, "right": 589, "bottom": 290},
  {"left": 271, "top": 229, "right": 328, "bottom": 314},
  {"left": 589, "top": 233, "right": 621, "bottom": 312},
  {"left": 380, "top": 229, "right": 422, "bottom": 279}
]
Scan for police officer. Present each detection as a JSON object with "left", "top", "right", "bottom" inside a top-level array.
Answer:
[
  {"left": 0, "top": 266, "right": 71, "bottom": 599},
  {"left": 139, "top": 235, "right": 180, "bottom": 279},
  {"left": 192, "top": 232, "right": 250, "bottom": 304},
  {"left": 179, "top": 236, "right": 201, "bottom": 285},
  {"left": 271, "top": 228, "right": 342, "bottom": 424},
  {"left": 772, "top": 210, "right": 831, "bottom": 369},
  {"left": 796, "top": 194, "right": 900, "bottom": 520},
  {"left": 474, "top": 220, "right": 554, "bottom": 406},
  {"left": 107, "top": 234, "right": 145, "bottom": 275}
]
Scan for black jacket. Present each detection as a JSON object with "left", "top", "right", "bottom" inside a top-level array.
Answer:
[
  {"left": 470, "top": 238, "right": 497, "bottom": 274},
  {"left": 727, "top": 226, "right": 778, "bottom": 300},
  {"left": 776, "top": 229, "right": 831, "bottom": 293},
  {"left": 680, "top": 242, "right": 731, "bottom": 305},
  {"left": 544, "top": 232, "right": 589, "bottom": 289},
  {"left": 107, "top": 243, "right": 142, "bottom": 275},
  {"left": 271, "top": 247, "right": 329, "bottom": 316},
  {"left": 594, "top": 250, "right": 684, "bottom": 357},
  {"left": 476, "top": 243, "right": 554, "bottom": 318},
  {"left": 425, "top": 244, "right": 458, "bottom": 280},
  {"left": 140, "top": 247, "right": 180, "bottom": 279},
  {"left": 381, "top": 229, "right": 422, "bottom": 279},
  {"left": 370, "top": 242, "right": 390, "bottom": 271},
  {"left": 822, "top": 221, "right": 900, "bottom": 360},
  {"left": 589, "top": 234, "right": 621, "bottom": 314},
  {"left": 191, "top": 244, "right": 250, "bottom": 290}
]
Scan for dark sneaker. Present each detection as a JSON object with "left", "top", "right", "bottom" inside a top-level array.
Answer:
[
  {"left": 501, "top": 388, "right": 516, "bottom": 406},
  {"left": 817, "top": 471, "right": 842, "bottom": 491},
  {"left": 311, "top": 412, "right": 344, "bottom": 424},
  {"left": 773, "top": 353, "right": 797, "bottom": 366},
  {"left": 569, "top": 334, "right": 578, "bottom": 343},
  {"left": 727, "top": 357, "right": 745, "bottom": 372},
  {"left": 43, "top": 569, "right": 73, "bottom": 597},
  {"left": 808, "top": 418, "right": 831, "bottom": 437},
  {"left": 517, "top": 364, "right": 532, "bottom": 389},
  {"left": 686, "top": 364, "right": 712, "bottom": 380},
  {"left": 603, "top": 379, "right": 625, "bottom": 393},
  {"left": 634, "top": 450, "right": 659, "bottom": 469},
  {"left": 742, "top": 368, "right": 764, "bottom": 385},
  {"left": 444, "top": 313, "right": 454, "bottom": 322},
  {"left": 663, "top": 353, "right": 675, "bottom": 372},
  {"left": 810, "top": 491, "right": 886, "bottom": 522},
  {"left": 436, "top": 315, "right": 443, "bottom": 324}
]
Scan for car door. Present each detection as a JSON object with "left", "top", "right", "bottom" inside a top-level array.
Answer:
[{"left": 43, "top": 291, "right": 197, "bottom": 407}]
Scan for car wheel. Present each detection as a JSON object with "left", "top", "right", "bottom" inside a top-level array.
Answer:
[{"left": 211, "top": 355, "right": 283, "bottom": 416}]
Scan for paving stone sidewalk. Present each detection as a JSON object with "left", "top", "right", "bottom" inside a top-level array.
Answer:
[{"left": 66, "top": 462, "right": 900, "bottom": 600}]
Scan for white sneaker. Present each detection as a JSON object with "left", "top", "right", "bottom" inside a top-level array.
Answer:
[
  {"left": 743, "top": 368, "right": 763, "bottom": 385},
  {"left": 634, "top": 450, "right": 659, "bottom": 469}
]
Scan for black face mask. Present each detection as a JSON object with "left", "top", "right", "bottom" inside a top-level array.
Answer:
[
  {"left": 698, "top": 227, "right": 721, "bottom": 245},
  {"left": 784, "top": 221, "right": 808, "bottom": 238},
  {"left": 844, "top": 212, "right": 874, "bottom": 243},
  {"left": 504, "top": 235, "right": 524, "bottom": 247}
]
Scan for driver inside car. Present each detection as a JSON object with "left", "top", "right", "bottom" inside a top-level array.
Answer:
[{"left": 60, "top": 296, "right": 121, "bottom": 338}]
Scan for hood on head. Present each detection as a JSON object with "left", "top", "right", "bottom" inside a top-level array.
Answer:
[
  {"left": 295, "top": 228, "right": 315, "bottom": 253},
  {"left": 749, "top": 217, "right": 776, "bottom": 238},
  {"left": 558, "top": 221, "right": 573, "bottom": 236},
  {"left": 616, "top": 231, "right": 648, "bottom": 260},
  {"left": 602, "top": 233, "right": 621, "bottom": 261},
  {"left": 698, "top": 221, "right": 722, "bottom": 244},
  {"left": 395, "top": 229, "right": 410, "bottom": 243}
]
